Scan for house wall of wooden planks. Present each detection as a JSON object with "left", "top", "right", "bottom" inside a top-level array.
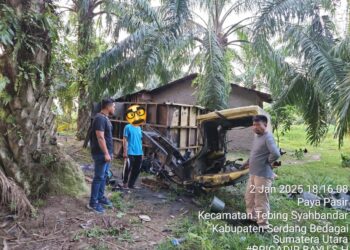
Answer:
[{"left": 111, "top": 102, "right": 207, "bottom": 157}]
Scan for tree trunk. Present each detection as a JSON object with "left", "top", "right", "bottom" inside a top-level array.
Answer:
[
  {"left": 347, "top": 0, "right": 350, "bottom": 35},
  {"left": 76, "top": 85, "right": 91, "bottom": 140},
  {"left": 75, "top": 0, "right": 95, "bottom": 140},
  {"left": 0, "top": 0, "right": 86, "bottom": 216}
]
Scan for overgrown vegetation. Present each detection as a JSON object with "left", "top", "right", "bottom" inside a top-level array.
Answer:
[
  {"left": 266, "top": 105, "right": 297, "bottom": 146},
  {"left": 109, "top": 192, "right": 125, "bottom": 210},
  {"left": 158, "top": 125, "right": 350, "bottom": 249},
  {"left": 109, "top": 191, "right": 134, "bottom": 218},
  {"left": 0, "top": 0, "right": 86, "bottom": 215},
  {"left": 52, "top": 0, "right": 350, "bottom": 147},
  {"left": 74, "top": 226, "right": 133, "bottom": 243},
  {"left": 341, "top": 153, "right": 350, "bottom": 168},
  {"left": 293, "top": 148, "right": 305, "bottom": 160}
]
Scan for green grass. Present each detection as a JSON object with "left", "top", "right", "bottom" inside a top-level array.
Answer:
[
  {"left": 74, "top": 226, "right": 133, "bottom": 243},
  {"left": 109, "top": 191, "right": 134, "bottom": 213},
  {"left": 276, "top": 125, "right": 350, "bottom": 186},
  {"left": 157, "top": 125, "right": 350, "bottom": 250},
  {"left": 74, "top": 227, "right": 121, "bottom": 240},
  {"left": 109, "top": 192, "right": 124, "bottom": 210}
]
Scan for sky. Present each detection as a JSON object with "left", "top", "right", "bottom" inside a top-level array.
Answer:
[{"left": 335, "top": 0, "right": 349, "bottom": 36}]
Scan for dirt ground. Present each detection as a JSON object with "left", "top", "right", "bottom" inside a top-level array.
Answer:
[{"left": 0, "top": 135, "right": 200, "bottom": 250}]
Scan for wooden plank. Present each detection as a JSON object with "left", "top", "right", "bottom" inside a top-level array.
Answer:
[
  {"left": 169, "top": 125, "right": 197, "bottom": 129},
  {"left": 109, "top": 102, "right": 208, "bottom": 157},
  {"left": 170, "top": 106, "right": 180, "bottom": 126},
  {"left": 157, "top": 104, "right": 168, "bottom": 125},
  {"left": 166, "top": 105, "right": 170, "bottom": 126},
  {"left": 196, "top": 108, "right": 203, "bottom": 149},
  {"left": 179, "top": 106, "right": 186, "bottom": 153},
  {"left": 189, "top": 107, "right": 197, "bottom": 126},
  {"left": 110, "top": 122, "right": 197, "bottom": 130},
  {"left": 163, "top": 102, "right": 205, "bottom": 109},
  {"left": 110, "top": 119, "right": 169, "bottom": 128},
  {"left": 147, "top": 104, "right": 157, "bottom": 124},
  {"left": 180, "top": 106, "right": 189, "bottom": 126},
  {"left": 179, "top": 129, "right": 187, "bottom": 149},
  {"left": 189, "top": 128, "right": 197, "bottom": 146}
]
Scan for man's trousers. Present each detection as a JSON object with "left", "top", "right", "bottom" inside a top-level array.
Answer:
[
  {"left": 245, "top": 175, "right": 272, "bottom": 227},
  {"left": 122, "top": 155, "right": 142, "bottom": 188}
]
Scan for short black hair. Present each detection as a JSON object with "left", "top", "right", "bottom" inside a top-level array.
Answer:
[
  {"left": 253, "top": 115, "right": 268, "bottom": 124},
  {"left": 101, "top": 98, "right": 114, "bottom": 109}
]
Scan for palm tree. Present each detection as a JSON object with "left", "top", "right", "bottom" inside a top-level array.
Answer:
[
  {"left": 91, "top": 0, "right": 192, "bottom": 100},
  {"left": 186, "top": 0, "right": 254, "bottom": 110},
  {"left": 91, "top": 0, "right": 254, "bottom": 111},
  {"left": 56, "top": 0, "right": 119, "bottom": 140},
  {"left": 248, "top": 0, "right": 350, "bottom": 145},
  {"left": 0, "top": 0, "right": 86, "bottom": 215},
  {"left": 90, "top": 0, "right": 350, "bottom": 146}
]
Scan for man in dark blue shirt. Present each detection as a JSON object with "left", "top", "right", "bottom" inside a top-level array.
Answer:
[{"left": 88, "top": 98, "right": 115, "bottom": 213}]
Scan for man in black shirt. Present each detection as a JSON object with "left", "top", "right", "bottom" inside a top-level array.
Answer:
[{"left": 88, "top": 98, "right": 115, "bottom": 213}]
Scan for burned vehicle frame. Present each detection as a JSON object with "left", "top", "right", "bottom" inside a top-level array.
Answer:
[{"left": 142, "top": 106, "right": 270, "bottom": 191}]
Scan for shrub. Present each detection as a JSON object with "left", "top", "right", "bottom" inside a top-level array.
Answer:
[{"left": 341, "top": 153, "right": 350, "bottom": 168}]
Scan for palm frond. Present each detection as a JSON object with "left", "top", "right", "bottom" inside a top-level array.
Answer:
[
  {"left": 333, "top": 69, "right": 350, "bottom": 146},
  {"left": 251, "top": 28, "right": 330, "bottom": 144},
  {"left": 253, "top": 0, "right": 321, "bottom": 38},
  {"left": 93, "top": 0, "right": 125, "bottom": 35},
  {"left": 196, "top": 28, "right": 229, "bottom": 110},
  {"left": 285, "top": 23, "right": 345, "bottom": 97},
  {"left": 0, "top": 4, "right": 18, "bottom": 47},
  {"left": 250, "top": 1, "right": 347, "bottom": 145},
  {"left": 134, "top": 0, "right": 160, "bottom": 22},
  {"left": 160, "top": 0, "right": 191, "bottom": 37},
  {"left": 223, "top": 16, "right": 252, "bottom": 38},
  {"left": 90, "top": 0, "right": 191, "bottom": 100},
  {"left": 219, "top": 0, "right": 261, "bottom": 25},
  {"left": 331, "top": 36, "right": 350, "bottom": 62},
  {"left": 276, "top": 72, "right": 329, "bottom": 145}
]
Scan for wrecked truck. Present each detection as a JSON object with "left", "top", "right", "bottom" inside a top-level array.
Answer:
[{"left": 142, "top": 105, "right": 271, "bottom": 191}]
